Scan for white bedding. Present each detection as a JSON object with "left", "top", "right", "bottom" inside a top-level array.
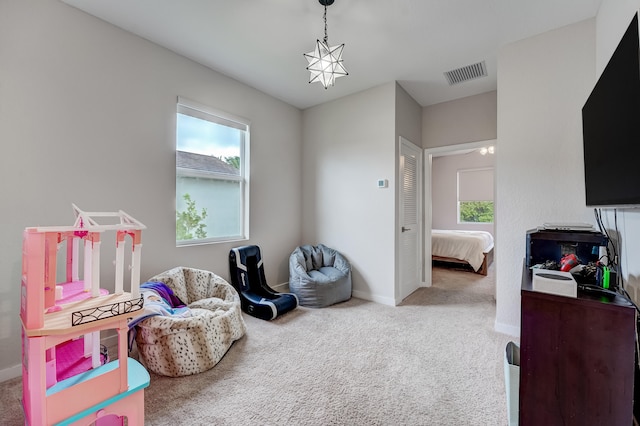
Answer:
[{"left": 432, "top": 230, "right": 494, "bottom": 271}]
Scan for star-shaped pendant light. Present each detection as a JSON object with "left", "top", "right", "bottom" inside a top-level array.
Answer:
[{"left": 304, "top": 0, "right": 348, "bottom": 89}]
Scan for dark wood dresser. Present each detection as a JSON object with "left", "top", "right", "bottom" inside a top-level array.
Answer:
[{"left": 520, "top": 263, "right": 637, "bottom": 425}]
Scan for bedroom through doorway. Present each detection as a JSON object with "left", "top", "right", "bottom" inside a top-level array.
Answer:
[{"left": 425, "top": 140, "right": 496, "bottom": 293}]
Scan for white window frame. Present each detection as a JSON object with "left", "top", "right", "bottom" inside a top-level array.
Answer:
[{"left": 176, "top": 97, "right": 250, "bottom": 246}]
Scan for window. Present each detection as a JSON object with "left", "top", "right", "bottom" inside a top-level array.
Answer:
[
  {"left": 457, "top": 167, "right": 494, "bottom": 224},
  {"left": 176, "top": 97, "right": 249, "bottom": 245}
]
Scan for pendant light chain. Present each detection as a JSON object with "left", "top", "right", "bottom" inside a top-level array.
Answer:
[{"left": 323, "top": 4, "right": 328, "bottom": 44}]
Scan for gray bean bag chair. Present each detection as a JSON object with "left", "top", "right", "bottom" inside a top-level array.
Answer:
[{"left": 289, "top": 244, "right": 352, "bottom": 308}]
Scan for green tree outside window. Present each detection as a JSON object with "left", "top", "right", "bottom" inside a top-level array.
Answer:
[
  {"left": 460, "top": 201, "right": 494, "bottom": 223},
  {"left": 223, "top": 156, "right": 240, "bottom": 170},
  {"left": 176, "top": 193, "right": 208, "bottom": 240}
]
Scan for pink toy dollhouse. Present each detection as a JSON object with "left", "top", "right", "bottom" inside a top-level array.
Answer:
[{"left": 20, "top": 205, "right": 150, "bottom": 426}]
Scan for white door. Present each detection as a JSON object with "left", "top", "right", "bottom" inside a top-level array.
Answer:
[{"left": 399, "top": 137, "right": 423, "bottom": 301}]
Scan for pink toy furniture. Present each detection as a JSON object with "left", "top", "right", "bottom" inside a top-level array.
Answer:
[{"left": 20, "top": 205, "right": 150, "bottom": 426}]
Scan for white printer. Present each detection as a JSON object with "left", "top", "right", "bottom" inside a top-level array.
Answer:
[{"left": 532, "top": 269, "right": 577, "bottom": 298}]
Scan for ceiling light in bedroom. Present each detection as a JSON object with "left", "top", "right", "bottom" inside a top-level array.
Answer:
[
  {"left": 304, "top": 0, "right": 348, "bottom": 89},
  {"left": 479, "top": 146, "right": 495, "bottom": 155}
]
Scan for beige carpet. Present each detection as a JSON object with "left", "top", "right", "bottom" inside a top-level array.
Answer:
[{"left": 0, "top": 264, "right": 515, "bottom": 425}]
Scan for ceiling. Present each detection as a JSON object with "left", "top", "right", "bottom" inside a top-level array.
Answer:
[{"left": 60, "top": 0, "right": 602, "bottom": 110}]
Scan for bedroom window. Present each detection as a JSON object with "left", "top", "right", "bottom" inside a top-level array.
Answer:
[
  {"left": 176, "top": 97, "right": 249, "bottom": 245},
  {"left": 457, "top": 167, "right": 494, "bottom": 224}
]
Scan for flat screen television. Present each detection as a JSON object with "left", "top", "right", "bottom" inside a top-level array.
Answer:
[{"left": 582, "top": 13, "right": 640, "bottom": 207}]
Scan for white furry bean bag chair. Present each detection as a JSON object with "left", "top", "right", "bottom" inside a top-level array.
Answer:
[{"left": 134, "top": 267, "right": 246, "bottom": 377}]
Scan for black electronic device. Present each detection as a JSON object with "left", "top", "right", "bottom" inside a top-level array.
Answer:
[
  {"left": 582, "top": 13, "right": 640, "bottom": 207},
  {"left": 526, "top": 228, "right": 607, "bottom": 268}
]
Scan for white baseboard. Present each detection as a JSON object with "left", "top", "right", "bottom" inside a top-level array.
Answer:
[
  {"left": 351, "top": 289, "right": 396, "bottom": 306},
  {"left": 272, "top": 282, "right": 290, "bottom": 292},
  {"left": 494, "top": 320, "right": 520, "bottom": 338},
  {"left": 0, "top": 364, "right": 22, "bottom": 383}
]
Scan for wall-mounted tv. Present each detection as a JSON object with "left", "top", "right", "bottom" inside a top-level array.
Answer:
[{"left": 582, "top": 13, "right": 640, "bottom": 207}]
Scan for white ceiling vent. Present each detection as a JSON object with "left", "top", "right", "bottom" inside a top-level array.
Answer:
[{"left": 444, "top": 61, "right": 487, "bottom": 85}]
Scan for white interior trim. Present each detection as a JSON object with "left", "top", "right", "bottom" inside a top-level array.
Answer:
[{"left": 425, "top": 139, "right": 500, "bottom": 328}]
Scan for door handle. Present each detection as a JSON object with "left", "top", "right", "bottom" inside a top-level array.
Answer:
[{"left": 402, "top": 226, "right": 410, "bottom": 232}]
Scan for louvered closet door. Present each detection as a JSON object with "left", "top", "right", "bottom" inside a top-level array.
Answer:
[{"left": 399, "top": 137, "right": 423, "bottom": 301}]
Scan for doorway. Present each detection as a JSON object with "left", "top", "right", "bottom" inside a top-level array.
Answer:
[{"left": 424, "top": 140, "right": 497, "bottom": 287}]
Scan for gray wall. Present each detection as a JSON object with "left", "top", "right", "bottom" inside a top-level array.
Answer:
[
  {"left": 495, "top": 19, "right": 596, "bottom": 335},
  {"left": 300, "top": 82, "right": 421, "bottom": 306},
  {"left": 422, "top": 91, "right": 497, "bottom": 149},
  {"left": 395, "top": 83, "right": 423, "bottom": 147},
  {"left": 302, "top": 83, "right": 398, "bottom": 305},
  {"left": 0, "top": 0, "right": 302, "bottom": 377},
  {"left": 395, "top": 83, "right": 424, "bottom": 299}
]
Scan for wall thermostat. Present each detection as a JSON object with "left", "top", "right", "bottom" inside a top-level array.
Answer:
[{"left": 377, "top": 179, "right": 388, "bottom": 188}]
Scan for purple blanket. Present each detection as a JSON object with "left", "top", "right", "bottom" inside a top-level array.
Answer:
[
  {"left": 140, "top": 281, "right": 186, "bottom": 308},
  {"left": 127, "top": 281, "right": 190, "bottom": 351}
]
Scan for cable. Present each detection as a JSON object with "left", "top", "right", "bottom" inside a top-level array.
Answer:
[
  {"left": 594, "top": 208, "right": 618, "bottom": 268},
  {"left": 578, "top": 284, "right": 640, "bottom": 314},
  {"left": 594, "top": 208, "right": 625, "bottom": 292},
  {"left": 613, "top": 209, "right": 623, "bottom": 290}
]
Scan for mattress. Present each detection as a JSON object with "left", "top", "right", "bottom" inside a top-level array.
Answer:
[{"left": 432, "top": 229, "right": 494, "bottom": 272}]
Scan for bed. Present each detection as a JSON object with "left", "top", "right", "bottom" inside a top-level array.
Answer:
[{"left": 431, "top": 230, "right": 495, "bottom": 275}]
